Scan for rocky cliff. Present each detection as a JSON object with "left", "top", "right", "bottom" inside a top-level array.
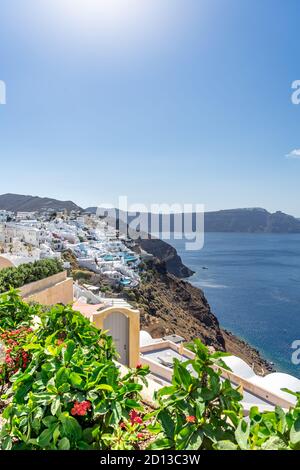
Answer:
[{"left": 136, "top": 237, "right": 194, "bottom": 278}]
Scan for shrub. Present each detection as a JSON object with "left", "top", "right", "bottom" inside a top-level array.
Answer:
[
  {"left": 0, "top": 326, "right": 32, "bottom": 392},
  {"left": 0, "top": 258, "right": 64, "bottom": 293},
  {"left": 148, "top": 339, "right": 243, "bottom": 450},
  {"left": 0, "top": 298, "right": 150, "bottom": 450},
  {"left": 0, "top": 289, "right": 40, "bottom": 330},
  {"left": 148, "top": 340, "right": 300, "bottom": 451},
  {"left": 72, "top": 270, "right": 92, "bottom": 282}
]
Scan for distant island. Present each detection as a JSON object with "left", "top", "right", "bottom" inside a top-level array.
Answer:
[{"left": 1, "top": 193, "right": 300, "bottom": 233}]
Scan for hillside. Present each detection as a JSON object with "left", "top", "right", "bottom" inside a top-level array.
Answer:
[
  {"left": 204, "top": 208, "right": 300, "bottom": 233},
  {"left": 0, "top": 193, "right": 82, "bottom": 213},
  {"left": 85, "top": 206, "right": 300, "bottom": 233}
]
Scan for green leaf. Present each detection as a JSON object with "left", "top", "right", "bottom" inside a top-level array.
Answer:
[
  {"left": 176, "top": 425, "right": 195, "bottom": 450},
  {"left": 149, "top": 438, "right": 172, "bottom": 450},
  {"left": 290, "top": 418, "right": 300, "bottom": 446},
  {"left": 214, "top": 440, "right": 238, "bottom": 450},
  {"left": 158, "top": 410, "right": 175, "bottom": 440},
  {"left": 69, "top": 372, "right": 84, "bottom": 389},
  {"left": 58, "top": 437, "right": 70, "bottom": 450},
  {"left": 58, "top": 383, "right": 71, "bottom": 394},
  {"left": 94, "top": 384, "right": 113, "bottom": 392},
  {"left": 186, "top": 430, "right": 203, "bottom": 450},
  {"left": 235, "top": 420, "right": 250, "bottom": 450},
  {"left": 224, "top": 410, "right": 240, "bottom": 427},
  {"left": 37, "top": 428, "right": 53, "bottom": 448},
  {"left": 60, "top": 414, "right": 82, "bottom": 442},
  {"left": 157, "top": 385, "right": 177, "bottom": 397},
  {"left": 124, "top": 398, "right": 143, "bottom": 410},
  {"left": 51, "top": 396, "right": 61, "bottom": 416},
  {"left": 56, "top": 367, "right": 70, "bottom": 388},
  {"left": 110, "top": 402, "right": 122, "bottom": 425},
  {"left": 173, "top": 360, "right": 192, "bottom": 390},
  {"left": 261, "top": 436, "right": 288, "bottom": 450},
  {"left": 43, "top": 416, "right": 58, "bottom": 427},
  {"left": 77, "top": 441, "right": 92, "bottom": 450},
  {"left": 1, "top": 436, "right": 12, "bottom": 450},
  {"left": 82, "top": 428, "right": 94, "bottom": 444},
  {"left": 63, "top": 341, "right": 76, "bottom": 363}
]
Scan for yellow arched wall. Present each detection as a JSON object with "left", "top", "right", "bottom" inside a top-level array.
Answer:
[{"left": 91, "top": 306, "right": 140, "bottom": 368}]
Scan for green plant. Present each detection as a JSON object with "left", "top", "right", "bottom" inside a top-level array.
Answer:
[
  {"left": 0, "top": 289, "right": 40, "bottom": 330},
  {"left": 0, "top": 300, "right": 150, "bottom": 450},
  {"left": 220, "top": 397, "right": 300, "bottom": 450},
  {"left": 0, "top": 258, "right": 64, "bottom": 294},
  {"left": 0, "top": 326, "right": 32, "bottom": 392},
  {"left": 148, "top": 340, "right": 243, "bottom": 450},
  {"left": 148, "top": 339, "right": 300, "bottom": 451}
]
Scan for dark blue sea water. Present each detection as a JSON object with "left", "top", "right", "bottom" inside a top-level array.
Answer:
[{"left": 168, "top": 233, "right": 300, "bottom": 377}]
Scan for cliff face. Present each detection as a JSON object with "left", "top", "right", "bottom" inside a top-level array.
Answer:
[
  {"left": 136, "top": 237, "right": 194, "bottom": 278},
  {"left": 125, "top": 260, "right": 273, "bottom": 375},
  {"left": 131, "top": 260, "right": 225, "bottom": 349}
]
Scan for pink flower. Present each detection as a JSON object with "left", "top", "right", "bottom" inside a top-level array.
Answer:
[
  {"left": 71, "top": 400, "right": 91, "bottom": 416},
  {"left": 186, "top": 415, "right": 196, "bottom": 423},
  {"left": 129, "top": 409, "right": 143, "bottom": 425}
]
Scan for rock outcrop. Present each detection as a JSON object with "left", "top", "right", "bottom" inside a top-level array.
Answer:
[{"left": 135, "top": 237, "right": 194, "bottom": 278}]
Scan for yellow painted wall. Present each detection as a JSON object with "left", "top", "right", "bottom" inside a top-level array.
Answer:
[
  {"left": 92, "top": 306, "right": 140, "bottom": 368},
  {"left": 18, "top": 271, "right": 73, "bottom": 306},
  {"left": 22, "top": 278, "right": 73, "bottom": 306}
]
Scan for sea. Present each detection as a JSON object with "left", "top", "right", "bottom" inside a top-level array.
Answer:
[{"left": 167, "top": 233, "right": 300, "bottom": 378}]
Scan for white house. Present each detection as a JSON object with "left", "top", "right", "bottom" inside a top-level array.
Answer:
[
  {"left": 16, "top": 211, "right": 37, "bottom": 221},
  {"left": 1, "top": 223, "right": 42, "bottom": 247}
]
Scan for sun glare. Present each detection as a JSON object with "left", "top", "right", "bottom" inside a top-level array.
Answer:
[{"left": 13, "top": 0, "right": 191, "bottom": 59}]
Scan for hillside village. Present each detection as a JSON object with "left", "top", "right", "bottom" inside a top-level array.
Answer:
[{"left": 0, "top": 208, "right": 145, "bottom": 289}]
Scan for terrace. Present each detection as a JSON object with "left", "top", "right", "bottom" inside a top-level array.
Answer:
[{"left": 139, "top": 334, "right": 300, "bottom": 413}]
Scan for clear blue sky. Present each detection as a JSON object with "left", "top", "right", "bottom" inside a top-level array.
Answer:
[{"left": 0, "top": 0, "right": 300, "bottom": 215}]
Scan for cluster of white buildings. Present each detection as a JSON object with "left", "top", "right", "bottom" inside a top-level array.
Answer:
[{"left": 0, "top": 211, "right": 141, "bottom": 288}]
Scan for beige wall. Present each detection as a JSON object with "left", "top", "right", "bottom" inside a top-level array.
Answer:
[
  {"left": 20, "top": 271, "right": 73, "bottom": 306},
  {"left": 0, "top": 256, "right": 14, "bottom": 269},
  {"left": 92, "top": 306, "right": 140, "bottom": 368}
]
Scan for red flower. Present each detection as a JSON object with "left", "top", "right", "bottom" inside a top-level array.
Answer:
[
  {"left": 137, "top": 433, "right": 144, "bottom": 440},
  {"left": 186, "top": 415, "right": 196, "bottom": 423},
  {"left": 136, "top": 363, "right": 142, "bottom": 369},
  {"left": 119, "top": 422, "right": 126, "bottom": 429},
  {"left": 71, "top": 400, "right": 91, "bottom": 416},
  {"left": 129, "top": 409, "right": 143, "bottom": 425}
]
